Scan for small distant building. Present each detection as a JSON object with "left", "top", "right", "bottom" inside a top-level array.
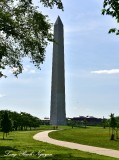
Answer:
[
  {"left": 41, "top": 117, "right": 50, "bottom": 125},
  {"left": 71, "top": 116, "right": 102, "bottom": 126}
]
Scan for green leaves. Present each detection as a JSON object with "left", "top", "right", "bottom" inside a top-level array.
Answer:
[
  {"left": 0, "top": 0, "right": 63, "bottom": 77},
  {"left": 108, "top": 28, "right": 119, "bottom": 35},
  {"left": 102, "top": 0, "right": 119, "bottom": 35},
  {"left": 40, "top": 0, "right": 63, "bottom": 10},
  {"left": 102, "top": 9, "right": 106, "bottom": 15},
  {"left": 108, "top": 28, "right": 116, "bottom": 33}
]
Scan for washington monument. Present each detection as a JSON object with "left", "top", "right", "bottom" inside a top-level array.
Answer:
[{"left": 50, "top": 16, "right": 66, "bottom": 125}]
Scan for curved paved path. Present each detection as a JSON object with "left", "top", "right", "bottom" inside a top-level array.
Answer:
[{"left": 33, "top": 130, "right": 119, "bottom": 159}]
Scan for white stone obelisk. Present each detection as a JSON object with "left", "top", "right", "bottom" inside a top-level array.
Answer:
[{"left": 50, "top": 16, "right": 66, "bottom": 125}]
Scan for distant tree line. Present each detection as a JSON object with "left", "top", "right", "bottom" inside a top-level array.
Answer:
[{"left": 0, "top": 110, "right": 41, "bottom": 132}]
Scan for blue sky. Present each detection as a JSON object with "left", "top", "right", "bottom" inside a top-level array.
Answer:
[{"left": 1, "top": 0, "right": 119, "bottom": 119}]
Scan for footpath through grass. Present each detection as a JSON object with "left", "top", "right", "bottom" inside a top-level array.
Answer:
[
  {"left": 49, "top": 126, "right": 119, "bottom": 150},
  {"left": 0, "top": 126, "right": 118, "bottom": 160}
]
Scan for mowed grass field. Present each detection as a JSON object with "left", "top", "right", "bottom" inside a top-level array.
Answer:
[
  {"left": 49, "top": 126, "right": 119, "bottom": 150},
  {"left": 0, "top": 126, "right": 118, "bottom": 160}
]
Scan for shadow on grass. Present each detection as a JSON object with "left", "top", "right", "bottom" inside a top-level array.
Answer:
[
  {"left": 45, "top": 154, "right": 94, "bottom": 160},
  {"left": 0, "top": 152, "right": 98, "bottom": 160},
  {"left": 0, "top": 138, "right": 13, "bottom": 140},
  {"left": 0, "top": 146, "right": 19, "bottom": 155}
]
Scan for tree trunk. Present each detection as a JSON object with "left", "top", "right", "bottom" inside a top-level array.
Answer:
[
  {"left": 111, "top": 128, "right": 115, "bottom": 140},
  {"left": 116, "top": 130, "right": 119, "bottom": 139},
  {"left": 3, "top": 132, "right": 4, "bottom": 140},
  {"left": 6, "top": 133, "right": 8, "bottom": 137},
  {"left": 111, "top": 133, "right": 115, "bottom": 140}
]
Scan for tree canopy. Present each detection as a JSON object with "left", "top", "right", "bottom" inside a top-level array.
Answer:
[
  {"left": 0, "top": 0, "right": 63, "bottom": 77},
  {"left": 0, "top": 110, "right": 41, "bottom": 131},
  {"left": 1, "top": 111, "right": 12, "bottom": 139},
  {"left": 102, "top": 0, "right": 119, "bottom": 34}
]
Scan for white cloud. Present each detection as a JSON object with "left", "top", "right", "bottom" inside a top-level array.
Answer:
[
  {"left": 0, "top": 94, "right": 6, "bottom": 98},
  {"left": 30, "top": 70, "right": 36, "bottom": 73},
  {"left": 23, "top": 65, "right": 36, "bottom": 74},
  {"left": 91, "top": 69, "right": 119, "bottom": 74}
]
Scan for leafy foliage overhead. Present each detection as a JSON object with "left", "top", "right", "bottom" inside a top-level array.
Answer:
[
  {"left": 102, "top": 0, "right": 119, "bottom": 35},
  {"left": 0, "top": 0, "right": 63, "bottom": 77}
]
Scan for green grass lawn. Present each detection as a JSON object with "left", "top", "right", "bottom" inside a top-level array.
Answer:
[
  {"left": 0, "top": 126, "right": 118, "bottom": 160},
  {"left": 49, "top": 126, "right": 119, "bottom": 150}
]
